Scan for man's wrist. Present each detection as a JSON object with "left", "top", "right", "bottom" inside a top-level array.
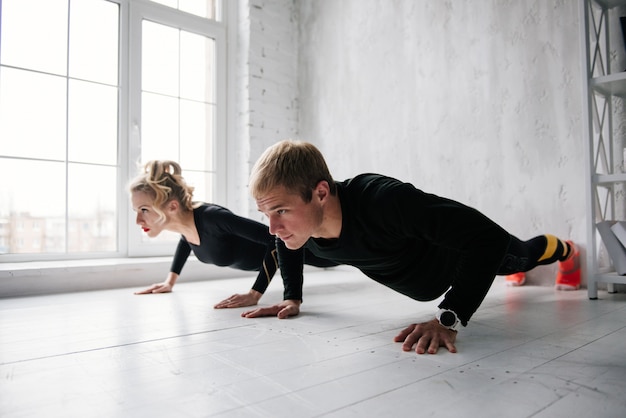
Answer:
[
  {"left": 436, "top": 308, "right": 461, "bottom": 331},
  {"left": 284, "top": 299, "right": 302, "bottom": 306}
]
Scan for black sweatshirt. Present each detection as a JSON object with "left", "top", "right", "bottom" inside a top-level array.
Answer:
[
  {"left": 277, "top": 174, "right": 511, "bottom": 326},
  {"left": 170, "top": 204, "right": 337, "bottom": 293}
]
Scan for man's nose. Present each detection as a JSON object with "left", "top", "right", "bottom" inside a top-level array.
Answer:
[{"left": 268, "top": 217, "right": 280, "bottom": 236}]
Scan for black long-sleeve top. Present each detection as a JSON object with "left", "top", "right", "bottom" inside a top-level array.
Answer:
[
  {"left": 171, "top": 204, "right": 337, "bottom": 293},
  {"left": 277, "top": 174, "right": 512, "bottom": 326}
]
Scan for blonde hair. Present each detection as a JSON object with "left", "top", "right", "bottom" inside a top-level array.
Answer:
[
  {"left": 129, "top": 160, "right": 200, "bottom": 223},
  {"left": 249, "top": 140, "right": 336, "bottom": 202}
]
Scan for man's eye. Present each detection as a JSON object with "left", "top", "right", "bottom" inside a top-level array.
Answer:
[{"left": 277, "top": 209, "right": 286, "bottom": 215}]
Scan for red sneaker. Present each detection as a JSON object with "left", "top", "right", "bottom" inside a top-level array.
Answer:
[
  {"left": 505, "top": 272, "right": 526, "bottom": 286},
  {"left": 555, "top": 240, "right": 580, "bottom": 290}
]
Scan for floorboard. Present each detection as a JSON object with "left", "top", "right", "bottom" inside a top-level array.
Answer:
[{"left": 1, "top": 267, "right": 625, "bottom": 417}]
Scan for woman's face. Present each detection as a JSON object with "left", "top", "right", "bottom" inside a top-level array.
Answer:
[{"left": 131, "top": 190, "right": 167, "bottom": 238}]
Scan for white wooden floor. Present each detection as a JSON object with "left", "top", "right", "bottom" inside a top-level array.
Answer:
[{"left": 1, "top": 267, "right": 626, "bottom": 418}]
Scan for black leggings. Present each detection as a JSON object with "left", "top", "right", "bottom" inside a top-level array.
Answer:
[{"left": 496, "top": 234, "right": 569, "bottom": 275}]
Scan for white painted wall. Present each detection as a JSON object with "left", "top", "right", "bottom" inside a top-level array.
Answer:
[
  {"left": 2, "top": 1, "right": 611, "bottom": 297},
  {"left": 244, "top": 0, "right": 591, "bottom": 286}
]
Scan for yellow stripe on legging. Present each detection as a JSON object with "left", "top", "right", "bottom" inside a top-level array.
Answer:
[{"left": 538, "top": 234, "right": 558, "bottom": 262}]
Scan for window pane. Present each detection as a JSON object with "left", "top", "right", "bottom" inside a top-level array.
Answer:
[
  {"left": 138, "top": 18, "right": 220, "bottom": 251},
  {"left": 0, "top": 0, "right": 69, "bottom": 75},
  {"left": 69, "top": 0, "right": 119, "bottom": 85},
  {"left": 180, "top": 31, "right": 215, "bottom": 103},
  {"left": 180, "top": 100, "right": 214, "bottom": 171},
  {"left": 68, "top": 79, "right": 118, "bottom": 165},
  {"left": 68, "top": 164, "right": 117, "bottom": 252},
  {"left": 142, "top": 92, "right": 179, "bottom": 162},
  {"left": 0, "top": 159, "right": 66, "bottom": 255},
  {"left": 182, "top": 170, "right": 213, "bottom": 204},
  {"left": 142, "top": 21, "right": 179, "bottom": 97},
  {"left": 0, "top": 67, "right": 67, "bottom": 161},
  {"left": 179, "top": 0, "right": 216, "bottom": 19},
  {"left": 148, "top": 0, "right": 217, "bottom": 20}
]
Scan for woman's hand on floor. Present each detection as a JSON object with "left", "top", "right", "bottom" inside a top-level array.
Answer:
[
  {"left": 134, "top": 282, "right": 173, "bottom": 294},
  {"left": 214, "top": 289, "right": 262, "bottom": 309}
]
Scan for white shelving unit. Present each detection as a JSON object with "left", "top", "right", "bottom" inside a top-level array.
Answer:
[{"left": 580, "top": 0, "right": 626, "bottom": 298}]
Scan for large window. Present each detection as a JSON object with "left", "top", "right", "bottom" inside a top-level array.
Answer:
[{"left": 0, "top": 0, "right": 226, "bottom": 261}]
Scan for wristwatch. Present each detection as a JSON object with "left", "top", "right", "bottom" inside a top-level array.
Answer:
[{"left": 436, "top": 309, "right": 461, "bottom": 331}]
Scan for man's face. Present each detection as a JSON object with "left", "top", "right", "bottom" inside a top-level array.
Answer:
[{"left": 256, "top": 185, "right": 324, "bottom": 250}]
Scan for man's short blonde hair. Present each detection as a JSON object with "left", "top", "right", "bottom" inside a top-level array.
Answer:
[{"left": 249, "top": 139, "right": 336, "bottom": 202}]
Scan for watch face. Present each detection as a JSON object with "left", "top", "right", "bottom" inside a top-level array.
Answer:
[{"left": 440, "top": 311, "right": 456, "bottom": 327}]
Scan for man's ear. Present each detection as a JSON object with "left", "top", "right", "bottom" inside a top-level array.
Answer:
[{"left": 314, "top": 181, "right": 331, "bottom": 202}]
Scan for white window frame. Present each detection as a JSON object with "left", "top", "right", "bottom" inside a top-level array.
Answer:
[
  {"left": 0, "top": 0, "right": 230, "bottom": 262},
  {"left": 125, "top": 0, "right": 228, "bottom": 257}
]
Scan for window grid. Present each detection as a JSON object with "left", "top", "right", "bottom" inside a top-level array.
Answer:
[{"left": 0, "top": 0, "right": 226, "bottom": 261}]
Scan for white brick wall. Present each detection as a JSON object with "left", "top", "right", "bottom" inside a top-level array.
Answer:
[
  {"left": 248, "top": 0, "right": 299, "bottom": 149},
  {"left": 235, "top": 0, "right": 298, "bottom": 218}
]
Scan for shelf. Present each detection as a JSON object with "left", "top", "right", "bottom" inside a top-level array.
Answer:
[
  {"left": 594, "top": 272, "right": 626, "bottom": 285},
  {"left": 582, "top": 0, "right": 626, "bottom": 298},
  {"left": 594, "top": 172, "right": 626, "bottom": 184},
  {"left": 591, "top": 72, "right": 626, "bottom": 97},
  {"left": 594, "top": 0, "right": 626, "bottom": 9}
]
